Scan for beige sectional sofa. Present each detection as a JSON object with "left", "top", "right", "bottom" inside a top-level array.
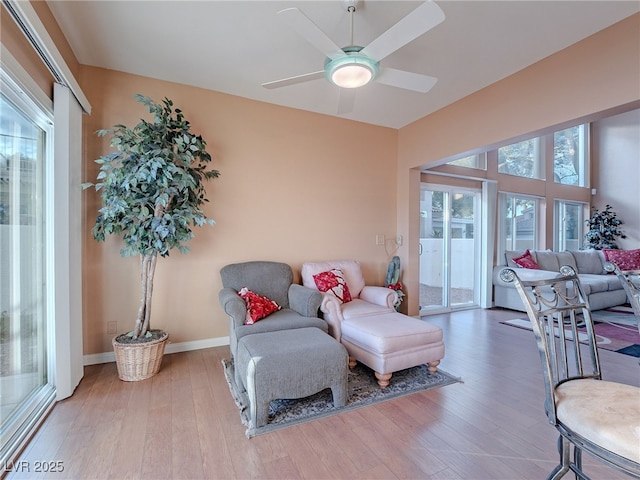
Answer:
[{"left": 493, "top": 249, "right": 628, "bottom": 312}]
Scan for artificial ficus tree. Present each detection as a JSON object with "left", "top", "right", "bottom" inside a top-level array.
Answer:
[
  {"left": 583, "top": 204, "right": 626, "bottom": 250},
  {"left": 84, "top": 94, "right": 219, "bottom": 340}
]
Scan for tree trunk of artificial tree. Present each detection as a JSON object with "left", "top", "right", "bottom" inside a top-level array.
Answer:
[
  {"left": 133, "top": 253, "right": 157, "bottom": 339},
  {"left": 141, "top": 253, "right": 157, "bottom": 336}
]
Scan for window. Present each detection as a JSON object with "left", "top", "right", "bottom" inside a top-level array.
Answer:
[
  {"left": 447, "top": 153, "right": 487, "bottom": 170},
  {"left": 554, "top": 125, "right": 588, "bottom": 186},
  {"left": 0, "top": 69, "right": 55, "bottom": 468},
  {"left": 554, "top": 200, "right": 586, "bottom": 251},
  {"left": 497, "top": 125, "right": 589, "bottom": 185},
  {"left": 498, "top": 138, "right": 544, "bottom": 180},
  {"left": 500, "top": 193, "right": 542, "bottom": 253}
]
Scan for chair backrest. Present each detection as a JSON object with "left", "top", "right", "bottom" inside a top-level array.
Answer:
[
  {"left": 301, "top": 260, "right": 366, "bottom": 299},
  {"left": 500, "top": 266, "right": 602, "bottom": 425},
  {"left": 609, "top": 262, "right": 640, "bottom": 324},
  {"left": 220, "top": 261, "right": 292, "bottom": 309}
]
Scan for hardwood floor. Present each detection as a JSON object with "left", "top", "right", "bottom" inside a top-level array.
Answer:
[{"left": 7, "top": 308, "right": 640, "bottom": 480}]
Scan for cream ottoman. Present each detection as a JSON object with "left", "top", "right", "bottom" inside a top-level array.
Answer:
[{"left": 340, "top": 312, "right": 445, "bottom": 387}]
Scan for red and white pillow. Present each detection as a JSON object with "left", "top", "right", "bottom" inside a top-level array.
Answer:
[
  {"left": 512, "top": 249, "right": 540, "bottom": 269},
  {"left": 602, "top": 248, "right": 640, "bottom": 271},
  {"left": 238, "top": 287, "right": 281, "bottom": 325},
  {"left": 313, "top": 268, "right": 352, "bottom": 304}
]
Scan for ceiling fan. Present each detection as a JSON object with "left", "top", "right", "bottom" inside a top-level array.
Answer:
[{"left": 262, "top": 0, "right": 445, "bottom": 113}]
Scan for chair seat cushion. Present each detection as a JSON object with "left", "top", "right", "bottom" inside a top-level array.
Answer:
[
  {"left": 234, "top": 309, "right": 328, "bottom": 344},
  {"left": 342, "top": 312, "right": 443, "bottom": 355},
  {"left": 555, "top": 378, "right": 640, "bottom": 463},
  {"left": 341, "top": 298, "right": 394, "bottom": 319}
]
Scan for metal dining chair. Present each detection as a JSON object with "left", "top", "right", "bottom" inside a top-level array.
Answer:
[
  {"left": 607, "top": 262, "right": 640, "bottom": 332},
  {"left": 500, "top": 265, "right": 640, "bottom": 479}
]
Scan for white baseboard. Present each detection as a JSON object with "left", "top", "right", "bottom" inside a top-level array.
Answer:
[{"left": 83, "top": 336, "right": 230, "bottom": 366}]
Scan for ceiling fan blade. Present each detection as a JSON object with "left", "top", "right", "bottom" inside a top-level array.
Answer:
[
  {"left": 278, "top": 8, "right": 343, "bottom": 60},
  {"left": 337, "top": 88, "right": 356, "bottom": 115},
  {"left": 262, "top": 71, "right": 325, "bottom": 89},
  {"left": 375, "top": 68, "right": 437, "bottom": 93},
  {"left": 360, "top": 1, "right": 445, "bottom": 62}
]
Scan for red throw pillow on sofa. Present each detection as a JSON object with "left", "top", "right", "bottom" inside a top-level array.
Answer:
[
  {"left": 513, "top": 249, "right": 540, "bottom": 269},
  {"left": 602, "top": 248, "right": 640, "bottom": 271},
  {"left": 238, "top": 287, "right": 281, "bottom": 325}
]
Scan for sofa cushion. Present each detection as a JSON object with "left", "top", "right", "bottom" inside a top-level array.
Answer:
[
  {"left": 577, "top": 274, "right": 622, "bottom": 295},
  {"left": 602, "top": 248, "right": 640, "bottom": 271},
  {"left": 513, "top": 250, "right": 540, "bottom": 269},
  {"left": 313, "top": 268, "right": 352, "bottom": 304},
  {"left": 574, "top": 276, "right": 596, "bottom": 295},
  {"left": 535, "top": 250, "right": 560, "bottom": 271},
  {"left": 570, "top": 250, "right": 605, "bottom": 275},
  {"left": 556, "top": 251, "right": 578, "bottom": 272},
  {"left": 602, "top": 274, "right": 624, "bottom": 291}
]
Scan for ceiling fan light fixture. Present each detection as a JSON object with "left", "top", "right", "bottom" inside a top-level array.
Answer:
[{"left": 325, "top": 52, "right": 379, "bottom": 88}]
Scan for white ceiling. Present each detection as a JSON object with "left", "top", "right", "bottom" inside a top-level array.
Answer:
[{"left": 46, "top": 1, "right": 639, "bottom": 129}]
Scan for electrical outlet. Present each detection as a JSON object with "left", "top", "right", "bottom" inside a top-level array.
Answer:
[
  {"left": 107, "top": 321, "right": 118, "bottom": 335},
  {"left": 396, "top": 235, "right": 403, "bottom": 246},
  {"left": 375, "top": 234, "right": 385, "bottom": 245}
]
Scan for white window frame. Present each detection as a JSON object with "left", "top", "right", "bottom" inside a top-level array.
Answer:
[
  {"left": 0, "top": 46, "right": 84, "bottom": 469},
  {"left": 498, "top": 192, "right": 543, "bottom": 259},
  {"left": 0, "top": 52, "right": 56, "bottom": 469},
  {"left": 498, "top": 137, "right": 545, "bottom": 180},
  {"left": 552, "top": 124, "right": 590, "bottom": 187},
  {"left": 554, "top": 200, "right": 587, "bottom": 252},
  {"left": 446, "top": 152, "right": 487, "bottom": 170}
]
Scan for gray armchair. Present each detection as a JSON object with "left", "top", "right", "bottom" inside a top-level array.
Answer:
[{"left": 219, "top": 261, "right": 326, "bottom": 360}]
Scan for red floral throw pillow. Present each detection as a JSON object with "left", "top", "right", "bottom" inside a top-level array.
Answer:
[
  {"left": 513, "top": 249, "right": 540, "bottom": 269},
  {"left": 602, "top": 248, "right": 640, "bottom": 271},
  {"left": 313, "top": 269, "right": 352, "bottom": 304},
  {"left": 238, "top": 287, "right": 281, "bottom": 325}
]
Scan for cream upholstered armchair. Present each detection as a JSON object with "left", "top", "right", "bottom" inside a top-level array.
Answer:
[
  {"left": 301, "top": 260, "right": 445, "bottom": 388},
  {"left": 300, "top": 260, "right": 397, "bottom": 342}
]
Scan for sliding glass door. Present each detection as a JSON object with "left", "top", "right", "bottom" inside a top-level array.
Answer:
[
  {"left": 1, "top": 78, "right": 54, "bottom": 465},
  {"left": 419, "top": 185, "right": 480, "bottom": 312}
]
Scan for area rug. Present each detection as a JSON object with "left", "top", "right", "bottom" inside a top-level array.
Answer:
[
  {"left": 501, "top": 305, "right": 640, "bottom": 358},
  {"left": 222, "top": 358, "right": 461, "bottom": 438}
]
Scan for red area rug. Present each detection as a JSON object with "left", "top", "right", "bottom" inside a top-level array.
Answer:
[
  {"left": 589, "top": 305, "right": 640, "bottom": 357},
  {"left": 501, "top": 305, "right": 640, "bottom": 358}
]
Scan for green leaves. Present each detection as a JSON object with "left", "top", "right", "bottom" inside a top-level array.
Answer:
[
  {"left": 86, "top": 94, "right": 220, "bottom": 258},
  {"left": 584, "top": 204, "right": 626, "bottom": 250}
]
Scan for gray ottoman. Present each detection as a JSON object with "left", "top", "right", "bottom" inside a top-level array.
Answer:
[{"left": 235, "top": 327, "right": 349, "bottom": 428}]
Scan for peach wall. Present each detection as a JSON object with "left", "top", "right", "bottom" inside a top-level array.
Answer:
[
  {"left": 80, "top": 66, "right": 398, "bottom": 355},
  {"left": 592, "top": 109, "right": 640, "bottom": 248},
  {"left": 397, "top": 14, "right": 640, "bottom": 315},
  {"left": 7, "top": 2, "right": 639, "bottom": 351},
  {"left": 399, "top": 14, "right": 640, "bottom": 171}
]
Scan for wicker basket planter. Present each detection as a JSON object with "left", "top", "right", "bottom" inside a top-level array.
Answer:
[{"left": 112, "top": 330, "right": 169, "bottom": 381}]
